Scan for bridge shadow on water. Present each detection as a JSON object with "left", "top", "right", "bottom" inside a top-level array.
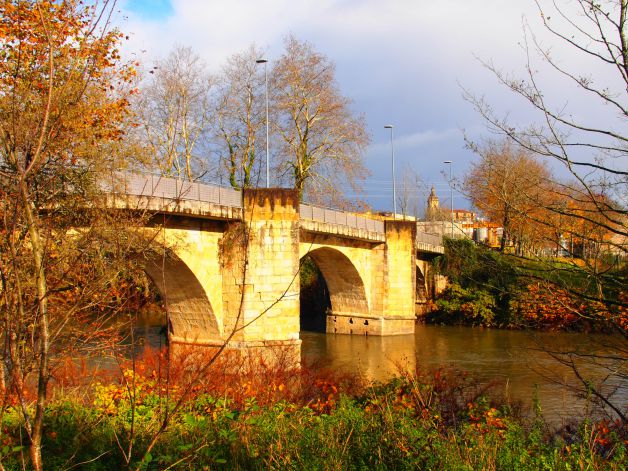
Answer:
[
  {"left": 300, "top": 256, "right": 331, "bottom": 333},
  {"left": 110, "top": 279, "right": 169, "bottom": 360},
  {"left": 130, "top": 308, "right": 168, "bottom": 354}
]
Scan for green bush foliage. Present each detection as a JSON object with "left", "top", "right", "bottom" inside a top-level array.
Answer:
[
  {"left": 434, "top": 282, "right": 497, "bottom": 325},
  {"left": 430, "top": 238, "right": 521, "bottom": 327},
  {"left": 0, "top": 369, "right": 624, "bottom": 470}
]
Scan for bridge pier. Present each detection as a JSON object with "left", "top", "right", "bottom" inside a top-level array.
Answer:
[
  {"left": 380, "top": 220, "right": 417, "bottom": 334},
  {"left": 221, "top": 193, "right": 419, "bottom": 355},
  {"left": 223, "top": 188, "right": 302, "bottom": 364},
  {"left": 322, "top": 220, "right": 417, "bottom": 336}
]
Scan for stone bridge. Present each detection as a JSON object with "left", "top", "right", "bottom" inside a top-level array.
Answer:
[{"left": 104, "top": 173, "right": 444, "bottom": 359}]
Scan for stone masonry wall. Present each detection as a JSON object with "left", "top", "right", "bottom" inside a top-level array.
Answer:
[{"left": 238, "top": 189, "right": 301, "bottom": 352}]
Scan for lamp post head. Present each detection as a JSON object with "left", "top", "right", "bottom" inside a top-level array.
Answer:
[
  {"left": 256, "top": 59, "right": 268, "bottom": 64},
  {"left": 384, "top": 124, "right": 393, "bottom": 129},
  {"left": 443, "top": 160, "right": 452, "bottom": 164}
]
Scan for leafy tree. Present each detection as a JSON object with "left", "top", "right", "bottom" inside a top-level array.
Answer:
[
  {"left": 0, "top": 1, "right": 147, "bottom": 468},
  {"left": 463, "top": 140, "right": 553, "bottom": 253},
  {"left": 271, "top": 36, "right": 370, "bottom": 204},
  {"left": 433, "top": 239, "right": 520, "bottom": 326}
]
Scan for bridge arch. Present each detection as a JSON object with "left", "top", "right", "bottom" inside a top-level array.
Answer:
[
  {"left": 301, "top": 247, "right": 370, "bottom": 332},
  {"left": 143, "top": 250, "right": 221, "bottom": 344}
]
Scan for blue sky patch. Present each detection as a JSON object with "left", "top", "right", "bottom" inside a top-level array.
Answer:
[{"left": 124, "top": 0, "right": 173, "bottom": 20}]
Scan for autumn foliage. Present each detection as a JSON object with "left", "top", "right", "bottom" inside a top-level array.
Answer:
[
  {"left": 464, "top": 140, "right": 552, "bottom": 253},
  {"left": 0, "top": 350, "right": 623, "bottom": 469},
  {"left": 433, "top": 238, "right": 627, "bottom": 332},
  {"left": 513, "top": 283, "right": 628, "bottom": 332},
  {"left": 0, "top": 1, "right": 145, "bottom": 469},
  {"left": 0, "top": 0, "right": 135, "bottom": 165}
]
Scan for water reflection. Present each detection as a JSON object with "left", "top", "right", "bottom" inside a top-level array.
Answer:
[{"left": 301, "top": 324, "right": 627, "bottom": 423}]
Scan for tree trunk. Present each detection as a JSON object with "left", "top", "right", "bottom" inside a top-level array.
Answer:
[
  {"left": 500, "top": 209, "right": 510, "bottom": 252},
  {"left": 20, "top": 180, "right": 49, "bottom": 471}
]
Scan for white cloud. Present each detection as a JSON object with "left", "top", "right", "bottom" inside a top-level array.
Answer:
[
  {"left": 119, "top": 1, "right": 540, "bottom": 67},
  {"left": 116, "top": 0, "right": 625, "bottom": 210}
]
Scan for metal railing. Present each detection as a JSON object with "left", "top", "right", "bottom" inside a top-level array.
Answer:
[
  {"left": 299, "top": 204, "right": 385, "bottom": 234},
  {"left": 104, "top": 172, "right": 242, "bottom": 208}
]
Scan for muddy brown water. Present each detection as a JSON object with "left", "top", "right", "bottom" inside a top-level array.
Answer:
[{"left": 300, "top": 324, "right": 627, "bottom": 425}]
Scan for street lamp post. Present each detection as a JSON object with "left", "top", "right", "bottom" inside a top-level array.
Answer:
[
  {"left": 443, "top": 160, "right": 453, "bottom": 238},
  {"left": 384, "top": 125, "right": 396, "bottom": 219},
  {"left": 256, "top": 59, "right": 269, "bottom": 188}
]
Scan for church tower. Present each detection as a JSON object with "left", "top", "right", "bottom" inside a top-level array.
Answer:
[{"left": 426, "top": 186, "right": 439, "bottom": 220}]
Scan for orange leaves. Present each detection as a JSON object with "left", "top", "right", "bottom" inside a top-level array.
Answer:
[
  {"left": 516, "top": 283, "right": 580, "bottom": 330},
  {"left": 465, "top": 403, "right": 508, "bottom": 438},
  {"left": 464, "top": 139, "right": 553, "bottom": 251},
  {"left": 592, "top": 419, "right": 625, "bottom": 451},
  {"left": 1, "top": 0, "right": 133, "bottom": 173},
  {"left": 309, "top": 378, "right": 339, "bottom": 415},
  {"left": 514, "top": 283, "right": 627, "bottom": 332}
]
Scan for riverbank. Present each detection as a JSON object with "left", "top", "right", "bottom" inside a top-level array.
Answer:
[
  {"left": 1, "top": 355, "right": 625, "bottom": 470},
  {"left": 427, "top": 239, "right": 627, "bottom": 332}
]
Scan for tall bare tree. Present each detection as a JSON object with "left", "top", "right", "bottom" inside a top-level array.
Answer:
[
  {"left": 213, "top": 45, "right": 266, "bottom": 189},
  {"left": 137, "top": 46, "right": 214, "bottom": 180},
  {"left": 271, "top": 36, "right": 370, "bottom": 204},
  {"left": 464, "top": 0, "right": 627, "bottom": 421},
  {"left": 397, "top": 163, "right": 425, "bottom": 219}
]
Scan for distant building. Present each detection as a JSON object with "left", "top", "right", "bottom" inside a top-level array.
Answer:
[
  {"left": 452, "top": 209, "right": 476, "bottom": 222},
  {"left": 420, "top": 187, "right": 460, "bottom": 238},
  {"left": 472, "top": 220, "right": 501, "bottom": 247},
  {"left": 421, "top": 187, "right": 501, "bottom": 245}
]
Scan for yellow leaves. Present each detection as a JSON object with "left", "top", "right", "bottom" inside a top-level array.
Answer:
[
  {"left": 1, "top": 0, "right": 132, "bottom": 167},
  {"left": 465, "top": 404, "right": 508, "bottom": 438},
  {"left": 92, "top": 367, "right": 180, "bottom": 416},
  {"left": 92, "top": 383, "right": 124, "bottom": 415}
]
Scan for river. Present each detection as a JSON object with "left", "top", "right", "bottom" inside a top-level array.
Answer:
[
  {"left": 136, "top": 319, "right": 625, "bottom": 424},
  {"left": 300, "top": 324, "right": 627, "bottom": 424}
]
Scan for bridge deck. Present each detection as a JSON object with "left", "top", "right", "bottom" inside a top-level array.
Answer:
[
  {"left": 104, "top": 173, "right": 443, "bottom": 253},
  {"left": 416, "top": 232, "right": 445, "bottom": 254}
]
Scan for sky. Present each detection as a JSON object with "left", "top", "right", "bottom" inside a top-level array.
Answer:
[{"left": 115, "top": 0, "right": 622, "bottom": 215}]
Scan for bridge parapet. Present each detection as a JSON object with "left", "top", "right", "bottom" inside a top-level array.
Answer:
[
  {"left": 104, "top": 172, "right": 243, "bottom": 220},
  {"left": 415, "top": 230, "right": 445, "bottom": 254},
  {"left": 104, "top": 172, "right": 242, "bottom": 206},
  {"left": 102, "top": 172, "right": 442, "bottom": 253},
  {"left": 299, "top": 204, "right": 385, "bottom": 243}
]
